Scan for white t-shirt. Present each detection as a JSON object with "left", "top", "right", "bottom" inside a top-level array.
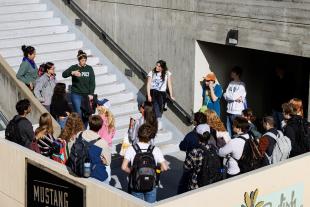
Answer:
[
  {"left": 148, "top": 71, "right": 172, "bottom": 92},
  {"left": 124, "top": 142, "right": 165, "bottom": 165}
]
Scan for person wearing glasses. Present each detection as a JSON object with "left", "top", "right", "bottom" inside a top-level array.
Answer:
[{"left": 201, "top": 72, "right": 223, "bottom": 117}]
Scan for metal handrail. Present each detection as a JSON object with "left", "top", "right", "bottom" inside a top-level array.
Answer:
[{"left": 63, "top": 0, "right": 193, "bottom": 124}]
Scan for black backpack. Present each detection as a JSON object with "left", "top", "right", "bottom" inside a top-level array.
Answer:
[
  {"left": 130, "top": 144, "right": 157, "bottom": 192},
  {"left": 66, "top": 132, "right": 100, "bottom": 177},
  {"left": 5, "top": 116, "right": 26, "bottom": 144},
  {"left": 237, "top": 135, "right": 267, "bottom": 174},
  {"left": 197, "top": 145, "right": 224, "bottom": 187}
]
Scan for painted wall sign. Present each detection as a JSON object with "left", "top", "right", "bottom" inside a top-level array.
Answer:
[
  {"left": 26, "top": 159, "right": 85, "bottom": 207},
  {"left": 237, "top": 183, "right": 304, "bottom": 207}
]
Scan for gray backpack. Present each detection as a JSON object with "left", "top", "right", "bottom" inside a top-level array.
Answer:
[{"left": 265, "top": 130, "right": 291, "bottom": 164}]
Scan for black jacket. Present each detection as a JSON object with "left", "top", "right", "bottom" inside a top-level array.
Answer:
[
  {"left": 15, "top": 115, "right": 35, "bottom": 148},
  {"left": 284, "top": 115, "right": 309, "bottom": 157}
]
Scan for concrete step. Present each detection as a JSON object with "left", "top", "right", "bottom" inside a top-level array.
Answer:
[
  {"left": 102, "top": 92, "right": 136, "bottom": 106},
  {"left": 0, "top": 25, "right": 68, "bottom": 40},
  {"left": 0, "top": 33, "right": 75, "bottom": 49},
  {"left": 55, "top": 65, "right": 108, "bottom": 77},
  {"left": 158, "top": 143, "right": 180, "bottom": 155},
  {"left": 112, "top": 128, "right": 173, "bottom": 145},
  {"left": 0, "top": 0, "right": 40, "bottom": 6},
  {"left": 59, "top": 74, "right": 117, "bottom": 87},
  {"left": 0, "top": 11, "right": 53, "bottom": 23},
  {"left": 0, "top": 41, "right": 84, "bottom": 58},
  {"left": 0, "top": 4, "right": 47, "bottom": 15},
  {"left": 7, "top": 49, "right": 91, "bottom": 67},
  {"left": 110, "top": 101, "right": 138, "bottom": 117},
  {"left": 95, "top": 83, "right": 126, "bottom": 96},
  {"left": 114, "top": 112, "right": 141, "bottom": 130},
  {"left": 0, "top": 18, "right": 61, "bottom": 31},
  {"left": 50, "top": 57, "right": 99, "bottom": 70}
]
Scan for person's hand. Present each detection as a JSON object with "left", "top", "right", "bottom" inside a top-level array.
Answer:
[
  {"left": 88, "top": 95, "right": 93, "bottom": 101},
  {"left": 71, "top": 70, "right": 81, "bottom": 77},
  {"left": 29, "top": 82, "right": 34, "bottom": 90},
  {"left": 148, "top": 95, "right": 152, "bottom": 102},
  {"left": 170, "top": 96, "right": 175, "bottom": 101},
  {"left": 209, "top": 81, "right": 214, "bottom": 88},
  {"left": 236, "top": 96, "right": 243, "bottom": 103}
]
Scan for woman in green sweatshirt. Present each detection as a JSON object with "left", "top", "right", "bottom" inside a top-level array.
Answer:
[
  {"left": 62, "top": 50, "right": 96, "bottom": 119},
  {"left": 16, "top": 45, "right": 38, "bottom": 90}
]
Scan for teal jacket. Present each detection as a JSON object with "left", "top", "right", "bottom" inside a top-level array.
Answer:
[
  {"left": 62, "top": 64, "right": 95, "bottom": 95},
  {"left": 16, "top": 60, "right": 38, "bottom": 85}
]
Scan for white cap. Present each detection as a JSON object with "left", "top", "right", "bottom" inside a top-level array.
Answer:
[{"left": 196, "top": 124, "right": 210, "bottom": 135}]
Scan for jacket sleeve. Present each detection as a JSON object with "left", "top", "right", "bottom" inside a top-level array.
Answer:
[
  {"left": 16, "top": 62, "right": 30, "bottom": 84},
  {"left": 179, "top": 134, "right": 190, "bottom": 152},
  {"left": 62, "top": 65, "right": 75, "bottom": 78},
  {"left": 218, "top": 141, "right": 234, "bottom": 157},
  {"left": 284, "top": 125, "right": 300, "bottom": 154},
  {"left": 89, "top": 67, "right": 96, "bottom": 94},
  {"left": 33, "top": 76, "right": 45, "bottom": 102},
  {"left": 224, "top": 83, "right": 246, "bottom": 102},
  {"left": 213, "top": 84, "right": 223, "bottom": 101}
]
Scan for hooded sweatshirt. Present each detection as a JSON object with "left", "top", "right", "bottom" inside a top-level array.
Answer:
[
  {"left": 223, "top": 81, "right": 247, "bottom": 115},
  {"left": 34, "top": 73, "right": 56, "bottom": 106},
  {"left": 16, "top": 58, "right": 38, "bottom": 85}
]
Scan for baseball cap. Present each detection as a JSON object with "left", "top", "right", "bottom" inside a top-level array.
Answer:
[
  {"left": 97, "top": 98, "right": 111, "bottom": 109},
  {"left": 203, "top": 72, "right": 216, "bottom": 81}
]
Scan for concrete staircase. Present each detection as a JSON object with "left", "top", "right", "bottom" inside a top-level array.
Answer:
[{"left": 0, "top": 0, "right": 183, "bottom": 156}]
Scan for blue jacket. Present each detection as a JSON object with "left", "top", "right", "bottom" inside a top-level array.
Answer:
[
  {"left": 179, "top": 130, "right": 200, "bottom": 154},
  {"left": 89, "top": 144, "right": 108, "bottom": 182}
]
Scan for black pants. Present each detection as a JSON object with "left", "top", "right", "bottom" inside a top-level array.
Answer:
[
  {"left": 177, "top": 170, "right": 190, "bottom": 194},
  {"left": 150, "top": 89, "right": 166, "bottom": 118}
]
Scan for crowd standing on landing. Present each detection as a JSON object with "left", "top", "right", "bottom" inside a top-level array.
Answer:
[{"left": 4, "top": 44, "right": 310, "bottom": 203}]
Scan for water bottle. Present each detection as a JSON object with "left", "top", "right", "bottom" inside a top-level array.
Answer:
[{"left": 83, "top": 162, "right": 91, "bottom": 178}]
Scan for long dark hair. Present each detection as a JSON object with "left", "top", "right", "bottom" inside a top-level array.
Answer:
[
  {"left": 21, "top": 45, "right": 35, "bottom": 57},
  {"left": 153, "top": 60, "right": 168, "bottom": 81},
  {"left": 143, "top": 101, "right": 158, "bottom": 138},
  {"left": 39, "top": 62, "right": 54, "bottom": 74},
  {"left": 51, "top": 83, "right": 67, "bottom": 105}
]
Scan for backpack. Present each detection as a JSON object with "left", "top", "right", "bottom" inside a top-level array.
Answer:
[
  {"left": 66, "top": 133, "right": 100, "bottom": 177},
  {"left": 130, "top": 144, "right": 157, "bottom": 192},
  {"left": 237, "top": 135, "right": 267, "bottom": 173},
  {"left": 5, "top": 116, "right": 26, "bottom": 144},
  {"left": 197, "top": 145, "right": 225, "bottom": 187},
  {"left": 51, "top": 139, "right": 68, "bottom": 165},
  {"left": 264, "top": 130, "right": 291, "bottom": 164}
]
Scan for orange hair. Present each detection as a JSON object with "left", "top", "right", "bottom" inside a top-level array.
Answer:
[
  {"left": 289, "top": 98, "right": 304, "bottom": 117},
  {"left": 204, "top": 109, "right": 226, "bottom": 132}
]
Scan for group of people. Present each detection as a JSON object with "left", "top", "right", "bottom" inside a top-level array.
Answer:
[
  {"left": 6, "top": 44, "right": 310, "bottom": 203},
  {"left": 176, "top": 66, "right": 310, "bottom": 194},
  {"left": 8, "top": 44, "right": 177, "bottom": 203}
]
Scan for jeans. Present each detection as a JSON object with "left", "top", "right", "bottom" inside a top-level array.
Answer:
[
  {"left": 71, "top": 92, "right": 88, "bottom": 128},
  {"left": 57, "top": 117, "right": 68, "bottom": 129},
  {"left": 131, "top": 188, "right": 157, "bottom": 203},
  {"left": 151, "top": 89, "right": 166, "bottom": 118},
  {"left": 226, "top": 113, "right": 239, "bottom": 137}
]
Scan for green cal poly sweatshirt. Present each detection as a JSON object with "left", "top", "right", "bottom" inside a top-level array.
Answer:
[{"left": 62, "top": 64, "right": 96, "bottom": 95}]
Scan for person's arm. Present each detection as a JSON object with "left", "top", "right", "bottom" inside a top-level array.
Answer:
[
  {"left": 16, "top": 62, "right": 30, "bottom": 84},
  {"left": 223, "top": 83, "right": 234, "bottom": 101},
  {"left": 218, "top": 141, "right": 234, "bottom": 157},
  {"left": 160, "top": 161, "right": 168, "bottom": 172},
  {"left": 62, "top": 65, "right": 75, "bottom": 78},
  {"left": 209, "top": 83, "right": 222, "bottom": 102},
  {"left": 284, "top": 125, "right": 300, "bottom": 154},
  {"left": 89, "top": 67, "right": 96, "bottom": 94},
  {"left": 33, "top": 77, "right": 45, "bottom": 102},
  {"left": 179, "top": 135, "right": 189, "bottom": 152},
  {"left": 19, "top": 121, "right": 35, "bottom": 148},
  {"left": 121, "top": 158, "right": 131, "bottom": 174},
  {"left": 167, "top": 74, "right": 175, "bottom": 100}
]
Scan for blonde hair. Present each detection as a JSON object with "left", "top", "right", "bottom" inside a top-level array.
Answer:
[
  {"left": 97, "top": 106, "right": 115, "bottom": 133},
  {"left": 289, "top": 98, "right": 304, "bottom": 117},
  {"left": 204, "top": 109, "right": 226, "bottom": 132}
]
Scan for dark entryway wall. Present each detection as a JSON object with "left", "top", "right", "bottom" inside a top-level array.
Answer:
[{"left": 198, "top": 41, "right": 310, "bottom": 120}]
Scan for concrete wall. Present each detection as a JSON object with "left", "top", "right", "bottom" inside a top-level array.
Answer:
[
  {"left": 0, "top": 55, "right": 61, "bottom": 136},
  {"left": 0, "top": 138, "right": 147, "bottom": 207},
  {"left": 0, "top": 134, "right": 309, "bottom": 206},
  {"left": 70, "top": 0, "right": 310, "bottom": 117}
]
